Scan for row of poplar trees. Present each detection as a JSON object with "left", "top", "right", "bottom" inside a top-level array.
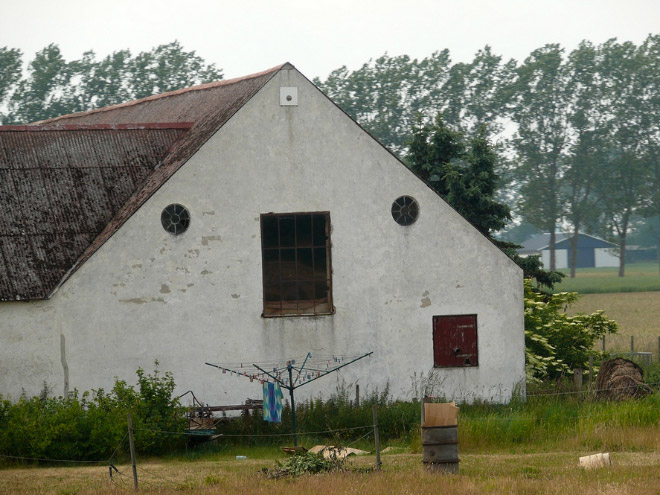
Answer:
[{"left": 315, "top": 35, "right": 660, "bottom": 278}]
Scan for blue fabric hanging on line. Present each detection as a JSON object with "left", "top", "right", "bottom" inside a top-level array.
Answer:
[{"left": 263, "top": 382, "right": 283, "bottom": 423}]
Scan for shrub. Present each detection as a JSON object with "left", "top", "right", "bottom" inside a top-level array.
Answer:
[
  {"left": 0, "top": 362, "right": 186, "bottom": 463},
  {"left": 524, "top": 280, "right": 618, "bottom": 381}
]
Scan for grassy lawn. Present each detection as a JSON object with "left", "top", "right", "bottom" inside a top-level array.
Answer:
[
  {"left": 3, "top": 450, "right": 660, "bottom": 494},
  {"left": 551, "top": 262, "right": 660, "bottom": 294}
]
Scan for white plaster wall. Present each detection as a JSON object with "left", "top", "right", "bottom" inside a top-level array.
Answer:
[
  {"left": 541, "top": 249, "right": 568, "bottom": 269},
  {"left": 595, "top": 248, "right": 619, "bottom": 268},
  {"left": 0, "top": 68, "right": 524, "bottom": 405}
]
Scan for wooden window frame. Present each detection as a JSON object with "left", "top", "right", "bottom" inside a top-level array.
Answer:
[
  {"left": 260, "top": 212, "right": 334, "bottom": 317},
  {"left": 432, "top": 314, "right": 478, "bottom": 368}
]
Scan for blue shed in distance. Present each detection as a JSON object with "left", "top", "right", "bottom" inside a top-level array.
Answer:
[{"left": 518, "top": 233, "right": 618, "bottom": 269}]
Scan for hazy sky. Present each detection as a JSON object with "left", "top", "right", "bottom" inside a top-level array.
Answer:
[{"left": 2, "top": 0, "right": 659, "bottom": 80}]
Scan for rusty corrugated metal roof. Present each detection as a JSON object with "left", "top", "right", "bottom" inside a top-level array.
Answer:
[
  {"left": 1, "top": 64, "right": 286, "bottom": 300},
  {"left": 0, "top": 124, "right": 191, "bottom": 301}
]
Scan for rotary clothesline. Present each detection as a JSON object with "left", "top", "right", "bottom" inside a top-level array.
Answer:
[
  {"left": 205, "top": 353, "right": 370, "bottom": 387},
  {"left": 206, "top": 351, "right": 373, "bottom": 446}
]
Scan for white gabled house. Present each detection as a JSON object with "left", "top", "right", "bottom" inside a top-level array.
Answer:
[{"left": 0, "top": 63, "right": 524, "bottom": 404}]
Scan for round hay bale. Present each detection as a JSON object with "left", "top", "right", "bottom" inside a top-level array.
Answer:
[{"left": 595, "top": 358, "right": 652, "bottom": 400}]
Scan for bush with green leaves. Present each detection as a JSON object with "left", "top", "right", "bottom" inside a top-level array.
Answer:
[
  {"left": 524, "top": 281, "right": 618, "bottom": 381},
  {"left": 0, "top": 362, "right": 186, "bottom": 463}
]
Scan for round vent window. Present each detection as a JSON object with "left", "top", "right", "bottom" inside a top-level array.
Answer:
[
  {"left": 161, "top": 204, "right": 190, "bottom": 235},
  {"left": 391, "top": 196, "right": 419, "bottom": 226}
]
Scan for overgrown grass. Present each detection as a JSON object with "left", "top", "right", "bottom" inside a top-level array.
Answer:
[
  {"left": 459, "top": 392, "right": 660, "bottom": 453},
  {"left": 551, "top": 262, "right": 660, "bottom": 294}
]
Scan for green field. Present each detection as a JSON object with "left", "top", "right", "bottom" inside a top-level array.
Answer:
[{"left": 551, "top": 262, "right": 660, "bottom": 294}]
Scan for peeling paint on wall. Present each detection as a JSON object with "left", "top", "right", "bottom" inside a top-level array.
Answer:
[
  {"left": 186, "top": 249, "right": 200, "bottom": 258},
  {"left": 201, "top": 236, "right": 222, "bottom": 246},
  {"left": 420, "top": 291, "right": 431, "bottom": 308},
  {"left": 202, "top": 211, "right": 216, "bottom": 216},
  {"left": 119, "top": 297, "right": 166, "bottom": 304},
  {"left": 231, "top": 294, "right": 240, "bottom": 299},
  {"left": 160, "top": 284, "right": 171, "bottom": 294}
]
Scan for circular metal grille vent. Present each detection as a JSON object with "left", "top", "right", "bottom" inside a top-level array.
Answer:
[
  {"left": 161, "top": 204, "right": 190, "bottom": 235},
  {"left": 391, "top": 196, "right": 419, "bottom": 226}
]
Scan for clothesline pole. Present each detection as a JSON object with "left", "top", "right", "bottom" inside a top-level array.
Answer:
[
  {"left": 288, "top": 363, "right": 298, "bottom": 446},
  {"left": 206, "top": 351, "right": 374, "bottom": 447}
]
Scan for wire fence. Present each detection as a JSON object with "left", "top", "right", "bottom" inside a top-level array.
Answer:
[
  {"left": 2, "top": 379, "right": 660, "bottom": 476},
  {"left": 601, "top": 334, "right": 660, "bottom": 361}
]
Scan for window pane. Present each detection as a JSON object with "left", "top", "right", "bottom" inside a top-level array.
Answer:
[
  {"left": 281, "top": 281, "right": 298, "bottom": 302},
  {"left": 315, "top": 280, "right": 329, "bottom": 301},
  {"left": 262, "top": 249, "right": 280, "bottom": 284},
  {"left": 296, "top": 215, "right": 313, "bottom": 247},
  {"left": 280, "top": 248, "right": 296, "bottom": 281},
  {"left": 297, "top": 248, "right": 313, "bottom": 281},
  {"left": 298, "top": 281, "right": 314, "bottom": 301},
  {"left": 313, "top": 247, "right": 327, "bottom": 279},
  {"left": 264, "top": 284, "right": 281, "bottom": 303},
  {"left": 279, "top": 216, "right": 295, "bottom": 247},
  {"left": 261, "top": 216, "right": 279, "bottom": 248},
  {"left": 312, "top": 214, "right": 327, "bottom": 247}
]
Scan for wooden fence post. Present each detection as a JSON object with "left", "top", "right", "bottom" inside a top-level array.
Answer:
[
  {"left": 373, "top": 405, "right": 381, "bottom": 470},
  {"left": 127, "top": 413, "right": 138, "bottom": 492},
  {"left": 574, "top": 369, "right": 583, "bottom": 393}
]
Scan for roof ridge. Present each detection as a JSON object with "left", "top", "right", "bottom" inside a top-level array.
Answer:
[{"left": 33, "top": 63, "right": 288, "bottom": 125}]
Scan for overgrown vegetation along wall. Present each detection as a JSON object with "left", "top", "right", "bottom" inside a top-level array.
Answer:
[
  {"left": 0, "top": 364, "right": 186, "bottom": 461},
  {"left": 5, "top": 363, "right": 660, "bottom": 462}
]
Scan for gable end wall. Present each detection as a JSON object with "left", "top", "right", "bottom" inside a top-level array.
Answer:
[{"left": 0, "top": 68, "right": 524, "bottom": 404}]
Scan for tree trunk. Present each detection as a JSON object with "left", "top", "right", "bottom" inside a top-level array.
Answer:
[
  {"left": 618, "top": 234, "right": 626, "bottom": 277},
  {"left": 550, "top": 229, "right": 557, "bottom": 271},
  {"left": 618, "top": 213, "right": 630, "bottom": 278},
  {"left": 570, "top": 228, "right": 579, "bottom": 278}
]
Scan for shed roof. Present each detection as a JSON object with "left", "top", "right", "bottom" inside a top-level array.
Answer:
[
  {"left": 519, "top": 232, "right": 616, "bottom": 254},
  {"left": 1, "top": 64, "right": 285, "bottom": 301}
]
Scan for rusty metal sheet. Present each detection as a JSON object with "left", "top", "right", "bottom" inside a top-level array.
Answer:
[{"left": 0, "top": 126, "right": 188, "bottom": 301}]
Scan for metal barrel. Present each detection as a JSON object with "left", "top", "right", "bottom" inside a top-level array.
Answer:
[{"left": 421, "top": 425, "right": 459, "bottom": 473}]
